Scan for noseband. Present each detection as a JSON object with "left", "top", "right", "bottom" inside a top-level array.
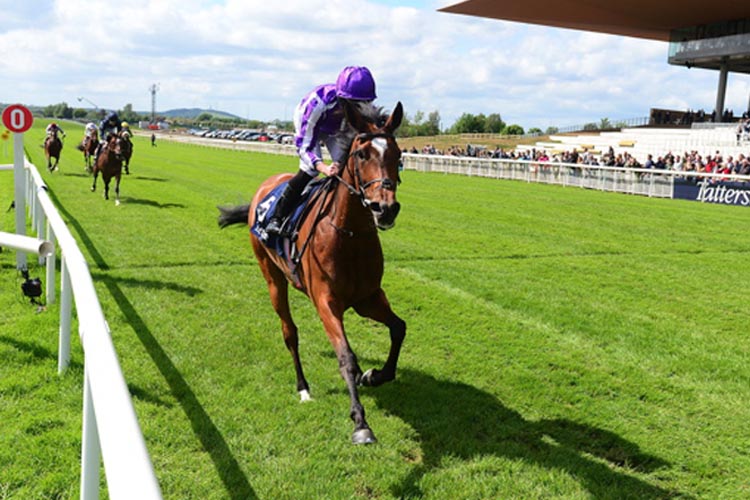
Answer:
[{"left": 335, "top": 132, "right": 398, "bottom": 209}]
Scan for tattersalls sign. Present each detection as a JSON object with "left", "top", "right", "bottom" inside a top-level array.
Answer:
[{"left": 674, "top": 179, "right": 750, "bottom": 207}]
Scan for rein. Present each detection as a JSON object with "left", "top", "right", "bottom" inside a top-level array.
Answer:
[
  {"left": 289, "top": 131, "right": 398, "bottom": 273},
  {"left": 334, "top": 132, "right": 397, "bottom": 209}
]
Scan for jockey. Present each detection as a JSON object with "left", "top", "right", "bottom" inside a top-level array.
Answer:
[
  {"left": 95, "top": 111, "right": 122, "bottom": 162},
  {"left": 99, "top": 111, "right": 122, "bottom": 140},
  {"left": 45, "top": 122, "right": 65, "bottom": 138},
  {"left": 120, "top": 121, "right": 132, "bottom": 138},
  {"left": 265, "top": 66, "right": 377, "bottom": 236},
  {"left": 84, "top": 122, "right": 98, "bottom": 140}
]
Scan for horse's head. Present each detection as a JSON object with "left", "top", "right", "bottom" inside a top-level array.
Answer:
[
  {"left": 108, "top": 135, "right": 124, "bottom": 160},
  {"left": 340, "top": 100, "right": 404, "bottom": 230}
]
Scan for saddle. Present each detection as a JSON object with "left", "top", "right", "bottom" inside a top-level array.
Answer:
[{"left": 251, "top": 178, "right": 331, "bottom": 286}]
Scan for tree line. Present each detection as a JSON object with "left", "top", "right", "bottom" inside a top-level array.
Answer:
[
  {"left": 398, "top": 110, "right": 529, "bottom": 137},
  {"left": 37, "top": 101, "right": 625, "bottom": 137},
  {"left": 38, "top": 101, "right": 291, "bottom": 131}
]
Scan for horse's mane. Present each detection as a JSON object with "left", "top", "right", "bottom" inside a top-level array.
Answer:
[{"left": 332, "top": 101, "right": 389, "bottom": 165}]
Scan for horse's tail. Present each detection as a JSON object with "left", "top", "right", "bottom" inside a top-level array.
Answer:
[{"left": 217, "top": 204, "right": 250, "bottom": 229}]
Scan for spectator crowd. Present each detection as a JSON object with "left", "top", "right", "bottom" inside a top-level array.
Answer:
[{"left": 405, "top": 117, "right": 750, "bottom": 179}]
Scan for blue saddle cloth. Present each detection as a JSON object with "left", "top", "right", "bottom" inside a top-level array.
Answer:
[{"left": 250, "top": 178, "right": 327, "bottom": 258}]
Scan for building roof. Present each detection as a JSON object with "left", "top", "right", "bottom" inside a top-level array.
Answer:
[
  {"left": 439, "top": 1, "right": 750, "bottom": 74},
  {"left": 439, "top": 0, "right": 749, "bottom": 42}
]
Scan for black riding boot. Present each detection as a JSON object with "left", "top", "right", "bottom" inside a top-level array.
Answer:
[
  {"left": 94, "top": 142, "right": 103, "bottom": 164},
  {"left": 265, "top": 171, "right": 314, "bottom": 235}
]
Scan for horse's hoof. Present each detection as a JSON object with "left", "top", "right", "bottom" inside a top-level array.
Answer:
[
  {"left": 90, "top": 187, "right": 95, "bottom": 192},
  {"left": 115, "top": 200, "right": 121, "bottom": 206},
  {"left": 352, "top": 428, "right": 377, "bottom": 445},
  {"left": 360, "top": 368, "right": 381, "bottom": 387},
  {"left": 299, "top": 389, "right": 312, "bottom": 402}
]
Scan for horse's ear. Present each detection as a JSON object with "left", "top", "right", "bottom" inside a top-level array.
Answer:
[
  {"left": 341, "top": 99, "right": 369, "bottom": 133},
  {"left": 384, "top": 102, "right": 403, "bottom": 134}
]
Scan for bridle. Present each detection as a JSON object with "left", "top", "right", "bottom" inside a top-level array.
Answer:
[{"left": 334, "top": 132, "right": 399, "bottom": 209}]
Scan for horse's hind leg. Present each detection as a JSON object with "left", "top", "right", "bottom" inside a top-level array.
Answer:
[
  {"left": 253, "top": 244, "right": 311, "bottom": 401},
  {"left": 354, "top": 288, "right": 406, "bottom": 388}
]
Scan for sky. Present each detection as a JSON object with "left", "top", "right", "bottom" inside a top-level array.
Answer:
[{"left": 2, "top": 0, "right": 749, "bottom": 131}]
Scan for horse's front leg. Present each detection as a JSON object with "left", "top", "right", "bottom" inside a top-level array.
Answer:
[
  {"left": 91, "top": 171, "right": 98, "bottom": 192},
  {"left": 353, "top": 288, "right": 406, "bottom": 387},
  {"left": 114, "top": 175, "right": 121, "bottom": 206},
  {"left": 316, "top": 296, "right": 375, "bottom": 444}
]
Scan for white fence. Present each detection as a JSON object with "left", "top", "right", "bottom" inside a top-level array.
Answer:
[
  {"left": 402, "top": 153, "right": 750, "bottom": 201},
  {"left": 4, "top": 158, "right": 162, "bottom": 500}
]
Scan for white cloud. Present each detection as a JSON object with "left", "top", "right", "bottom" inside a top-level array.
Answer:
[{"left": 0, "top": 0, "right": 747, "bottom": 130}]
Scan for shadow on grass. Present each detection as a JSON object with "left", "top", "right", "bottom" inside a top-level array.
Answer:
[
  {"left": 44, "top": 186, "right": 256, "bottom": 499},
  {"left": 122, "top": 197, "right": 186, "bottom": 209},
  {"left": 367, "top": 368, "right": 688, "bottom": 499},
  {"left": 130, "top": 176, "right": 168, "bottom": 183},
  {"left": 45, "top": 187, "right": 110, "bottom": 271},
  {"left": 0, "top": 335, "right": 83, "bottom": 371},
  {"left": 91, "top": 273, "right": 202, "bottom": 297},
  {"left": 101, "top": 275, "right": 257, "bottom": 500},
  {"left": 59, "top": 171, "right": 91, "bottom": 178}
]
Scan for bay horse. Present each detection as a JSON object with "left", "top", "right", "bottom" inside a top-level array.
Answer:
[
  {"left": 77, "top": 132, "right": 99, "bottom": 173},
  {"left": 91, "top": 133, "right": 125, "bottom": 205},
  {"left": 218, "top": 100, "right": 405, "bottom": 444},
  {"left": 119, "top": 129, "right": 133, "bottom": 174},
  {"left": 44, "top": 131, "right": 63, "bottom": 171}
]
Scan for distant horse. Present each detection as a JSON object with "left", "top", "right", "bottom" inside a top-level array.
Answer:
[
  {"left": 119, "top": 129, "right": 133, "bottom": 174},
  {"left": 91, "top": 134, "right": 124, "bottom": 205},
  {"left": 76, "top": 132, "right": 99, "bottom": 173},
  {"left": 44, "top": 131, "right": 63, "bottom": 171},
  {"left": 218, "top": 100, "right": 405, "bottom": 444}
]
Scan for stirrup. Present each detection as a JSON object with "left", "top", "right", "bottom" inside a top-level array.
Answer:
[{"left": 265, "top": 217, "right": 284, "bottom": 235}]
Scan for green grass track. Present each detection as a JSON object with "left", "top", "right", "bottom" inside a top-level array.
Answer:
[{"left": 1, "top": 120, "right": 749, "bottom": 499}]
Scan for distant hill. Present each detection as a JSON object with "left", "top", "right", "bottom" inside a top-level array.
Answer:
[{"left": 159, "top": 108, "right": 242, "bottom": 120}]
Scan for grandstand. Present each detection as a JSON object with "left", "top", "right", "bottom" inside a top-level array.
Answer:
[{"left": 516, "top": 124, "right": 747, "bottom": 163}]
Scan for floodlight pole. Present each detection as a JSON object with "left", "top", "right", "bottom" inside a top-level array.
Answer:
[
  {"left": 77, "top": 97, "right": 99, "bottom": 110},
  {"left": 149, "top": 84, "right": 159, "bottom": 123}
]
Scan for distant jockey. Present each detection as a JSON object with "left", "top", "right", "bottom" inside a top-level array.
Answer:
[
  {"left": 120, "top": 121, "right": 132, "bottom": 138},
  {"left": 99, "top": 111, "right": 122, "bottom": 140},
  {"left": 45, "top": 122, "right": 65, "bottom": 138},
  {"left": 85, "top": 122, "right": 98, "bottom": 140},
  {"left": 95, "top": 111, "right": 122, "bottom": 162}
]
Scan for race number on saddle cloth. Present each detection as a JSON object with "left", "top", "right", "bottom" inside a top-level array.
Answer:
[{"left": 251, "top": 178, "right": 328, "bottom": 258}]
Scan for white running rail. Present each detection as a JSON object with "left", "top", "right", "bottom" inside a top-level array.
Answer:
[{"left": 8, "top": 158, "right": 163, "bottom": 500}]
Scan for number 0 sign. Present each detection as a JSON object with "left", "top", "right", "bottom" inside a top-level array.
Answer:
[{"left": 2, "top": 104, "right": 33, "bottom": 133}]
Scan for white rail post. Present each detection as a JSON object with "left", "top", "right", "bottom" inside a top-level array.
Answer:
[
  {"left": 58, "top": 256, "right": 72, "bottom": 374},
  {"left": 81, "top": 362, "right": 101, "bottom": 500},
  {"left": 46, "top": 223, "right": 56, "bottom": 305},
  {"left": 13, "top": 132, "right": 26, "bottom": 270}
]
